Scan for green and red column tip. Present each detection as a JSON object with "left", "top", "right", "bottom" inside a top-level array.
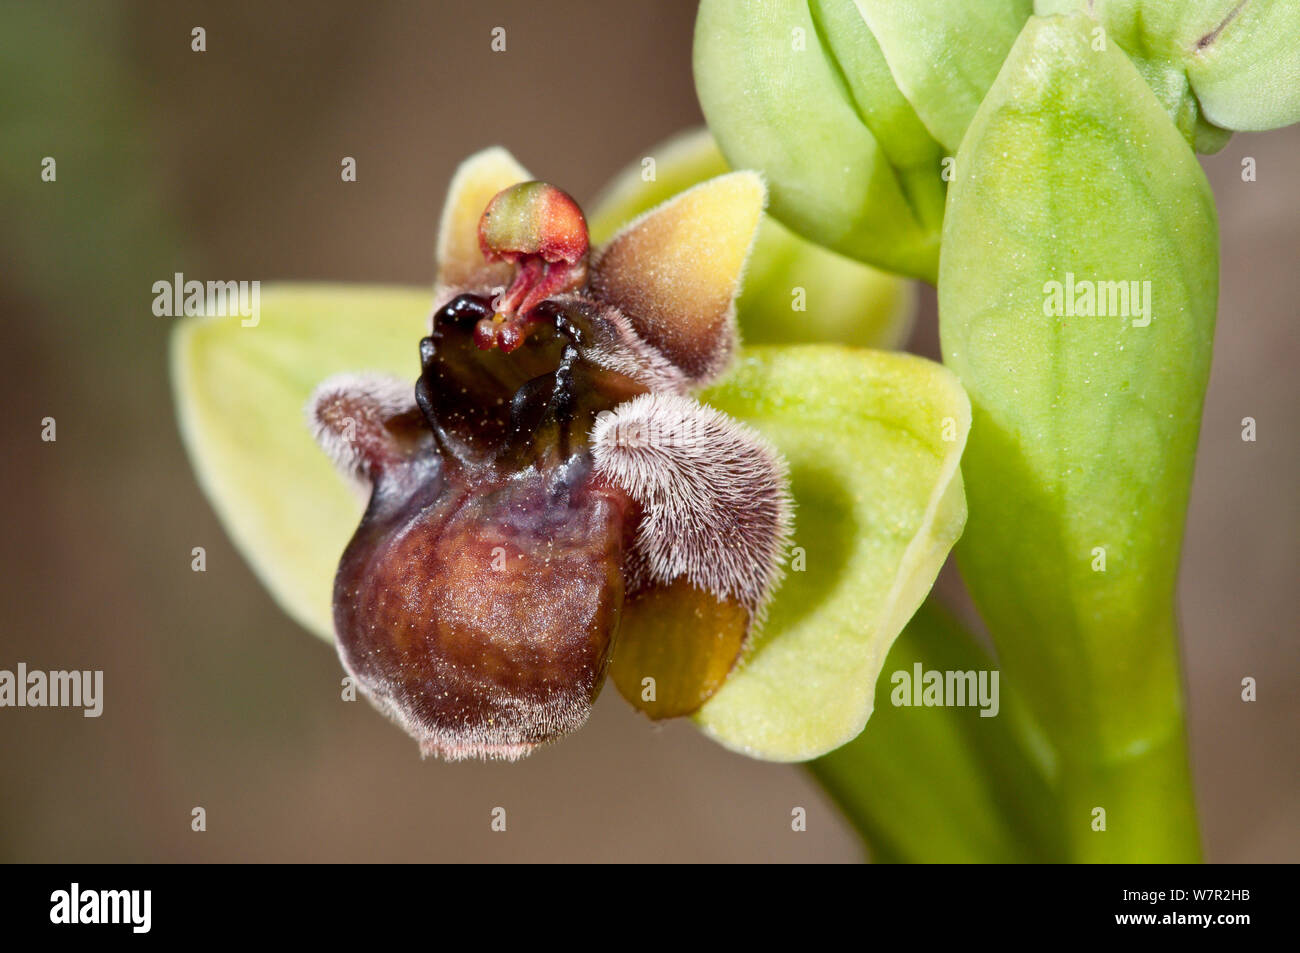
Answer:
[{"left": 475, "top": 181, "right": 590, "bottom": 351}]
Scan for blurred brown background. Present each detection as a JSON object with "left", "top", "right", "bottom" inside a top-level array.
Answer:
[{"left": 0, "top": 1, "right": 1295, "bottom": 862}]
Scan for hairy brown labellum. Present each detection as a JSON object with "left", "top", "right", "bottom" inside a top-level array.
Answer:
[{"left": 309, "top": 153, "right": 789, "bottom": 760}]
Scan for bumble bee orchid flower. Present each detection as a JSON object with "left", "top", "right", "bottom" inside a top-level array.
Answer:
[
  {"left": 307, "top": 150, "right": 789, "bottom": 759},
  {"left": 171, "top": 144, "right": 969, "bottom": 765}
]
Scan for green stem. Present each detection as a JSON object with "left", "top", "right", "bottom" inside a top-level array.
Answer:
[
  {"left": 810, "top": 599, "right": 1059, "bottom": 863},
  {"left": 811, "top": 598, "right": 1196, "bottom": 858},
  {"left": 1042, "top": 608, "right": 1202, "bottom": 862},
  {"left": 808, "top": 598, "right": 1201, "bottom": 862}
]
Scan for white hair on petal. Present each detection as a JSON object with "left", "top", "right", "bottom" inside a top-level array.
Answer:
[
  {"left": 347, "top": 659, "right": 593, "bottom": 763},
  {"left": 549, "top": 294, "right": 690, "bottom": 395},
  {"left": 306, "top": 373, "right": 416, "bottom": 484},
  {"left": 591, "top": 392, "right": 793, "bottom": 612}
]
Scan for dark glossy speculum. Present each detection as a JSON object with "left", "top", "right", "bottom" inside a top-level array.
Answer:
[{"left": 333, "top": 293, "right": 644, "bottom": 759}]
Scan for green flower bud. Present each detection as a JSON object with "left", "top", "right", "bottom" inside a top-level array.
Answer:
[
  {"left": 694, "top": 0, "right": 1032, "bottom": 280},
  {"left": 1036, "top": 0, "right": 1300, "bottom": 148}
]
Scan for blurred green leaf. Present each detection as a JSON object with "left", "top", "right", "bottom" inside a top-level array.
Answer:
[
  {"left": 938, "top": 13, "right": 1212, "bottom": 860},
  {"left": 696, "top": 346, "right": 969, "bottom": 760},
  {"left": 588, "top": 128, "right": 915, "bottom": 350}
]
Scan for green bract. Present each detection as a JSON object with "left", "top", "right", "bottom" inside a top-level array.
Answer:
[
  {"left": 587, "top": 128, "right": 915, "bottom": 350},
  {"left": 1036, "top": 0, "right": 1300, "bottom": 147},
  {"left": 172, "top": 288, "right": 968, "bottom": 761},
  {"left": 939, "top": 12, "right": 1215, "bottom": 860},
  {"left": 693, "top": 0, "right": 1032, "bottom": 280}
]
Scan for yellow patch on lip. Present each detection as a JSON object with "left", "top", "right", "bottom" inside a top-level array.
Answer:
[{"left": 610, "top": 577, "right": 749, "bottom": 720}]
